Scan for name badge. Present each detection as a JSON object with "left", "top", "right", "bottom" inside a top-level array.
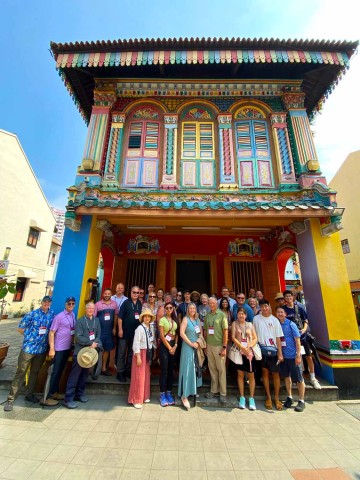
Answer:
[
  {"left": 280, "top": 336, "right": 286, "bottom": 347},
  {"left": 268, "top": 338, "right": 275, "bottom": 346},
  {"left": 89, "top": 332, "right": 95, "bottom": 341},
  {"left": 241, "top": 339, "right": 248, "bottom": 347},
  {"left": 165, "top": 334, "right": 172, "bottom": 341},
  {"left": 135, "top": 313, "right": 140, "bottom": 320},
  {"left": 194, "top": 325, "right": 200, "bottom": 334},
  {"left": 104, "top": 313, "right": 111, "bottom": 321},
  {"left": 300, "top": 346, "right": 306, "bottom": 355},
  {"left": 39, "top": 326, "right": 47, "bottom": 335},
  {"left": 70, "top": 329, "right": 75, "bottom": 335},
  {"left": 208, "top": 327, "right": 214, "bottom": 335}
]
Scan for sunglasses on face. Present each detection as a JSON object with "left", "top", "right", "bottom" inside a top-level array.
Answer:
[
  {"left": 149, "top": 295, "right": 156, "bottom": 298},
  {"left": 133, "top": 291, "right": 140, "bottom": 294},
  {"left": 67, "top": 302, "right": 75, "bottom": 305},
  {"left": 165, "top": 306, "right": 173, "bottom": 310}
]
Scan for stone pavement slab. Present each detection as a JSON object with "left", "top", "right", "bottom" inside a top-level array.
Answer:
[{"left": 0, "top": 395, "right": 359, "bottom": 479}]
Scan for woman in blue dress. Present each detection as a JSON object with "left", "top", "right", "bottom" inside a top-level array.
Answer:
[{"left": 178, "top": 302, "right": 203, "bottom": 410}]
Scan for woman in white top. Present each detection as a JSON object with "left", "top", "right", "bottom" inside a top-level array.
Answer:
[{"left": 128, "top": 309, "right": 156, "bottom": 409}]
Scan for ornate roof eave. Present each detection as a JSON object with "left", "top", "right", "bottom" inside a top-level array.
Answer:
[
  {"left": 50, "top": 36, "right": 358, "bottom": 124},
  {"left": 50, "top": 37, "right": 359, "bottom": 54}
]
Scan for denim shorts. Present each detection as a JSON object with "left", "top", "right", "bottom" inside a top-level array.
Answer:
[{"left": 280, "top": 358, "right": 304, "bottom": 383}]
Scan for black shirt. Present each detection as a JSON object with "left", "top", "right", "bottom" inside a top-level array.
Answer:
[{"left": 119, "top": 299, "right": 142, "bottom": 340}]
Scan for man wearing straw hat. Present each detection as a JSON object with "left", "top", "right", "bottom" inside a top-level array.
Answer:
[{"left": 63, "top": 302, "right": 102, "bottom": 409}]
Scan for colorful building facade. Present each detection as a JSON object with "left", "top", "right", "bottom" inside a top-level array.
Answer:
[{"left": 50, "top": 37, "right": 359, "bottom": 397}]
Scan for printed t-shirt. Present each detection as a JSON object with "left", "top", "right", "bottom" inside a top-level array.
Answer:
[
  {"left": 51, "top": 309, "right": 76, "bottom": 351},
  {"left": 204, "top": 309, "right": 228, "bottom": 346},
  {"left": 253, "top": 313, "right": 283, "bottom": 348},
  {"left": 280, "top": 318, "right": 301, "bottom": 358},
  {"left": 19, "top": 308, "right": 55, "bottom": 354}
]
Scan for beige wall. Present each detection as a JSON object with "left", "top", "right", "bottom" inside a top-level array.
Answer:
[
  {"left": 0, "top": 130, "right": 55, "bottom": 313},
  {"left": 329, "top": 151, "right": 360, "bottom": 282}
]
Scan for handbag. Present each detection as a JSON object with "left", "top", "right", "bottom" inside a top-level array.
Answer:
[
  {"left": 260, "top": 344, "right": 278, "bottom": 357},
  {"left": 251, "top": 343, "right": 262, "bottom": 361},
  {"left": 228, "top": 343, "right": 243, "bottom": 365},
  {"left": 142, "top": 325, "right": 154, "bottom": 364}
]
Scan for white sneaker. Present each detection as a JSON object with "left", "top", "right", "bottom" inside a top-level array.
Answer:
[
  {"left": 182, "top": 397, "right": 190, "bottom": 410},
  {"left": 133, "top": 403, "right": 143, "bottom": 409},
  {"left": 144, "top": 399, "right": 150, "bottom": 403},
  {"left": 310, "top": 378, "right": 321, "bottom": 389}
]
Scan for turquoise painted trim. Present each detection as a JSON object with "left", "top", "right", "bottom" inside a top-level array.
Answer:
[{"left": 52, "top": 215, "right": 92, "bottom": 317}]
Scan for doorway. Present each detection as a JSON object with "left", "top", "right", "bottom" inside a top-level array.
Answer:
[{"left": 176, "top": 260, "right": 211, "bottom": 293}]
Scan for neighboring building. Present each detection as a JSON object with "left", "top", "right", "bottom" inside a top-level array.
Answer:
[
  {"left": 50, "top": 37, "right": 359, "bottom": 396},
  {"left": 0, "top": 130, "right": 56, "bottom": 312},
  {"left": 44, "top": 236, "right": 62, "bottom": 296},
  {"left": 52, "top": 207, "right": 66, "bottom": 242},
  {"left": 329, "top": 151, "right": 360, "bottom": 309}
]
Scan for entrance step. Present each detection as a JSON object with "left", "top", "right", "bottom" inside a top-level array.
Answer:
[{"left": 85, "top": 374, "right": 339, "bottom": 404}]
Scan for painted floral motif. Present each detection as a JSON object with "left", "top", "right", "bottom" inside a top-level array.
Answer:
[
  {"left": 184, "top": 108, "right": 212, "bottom": 120},
  {"left": 128, "top": 235, "right": 160, "bottom": 254},
  {"left": 235, "top": 107, "right": 265, "bottom": 119},
  {"left": 133, "top": 108, "right": 159, "bottom": 119}
]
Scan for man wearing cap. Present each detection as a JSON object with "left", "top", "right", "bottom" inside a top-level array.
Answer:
[
  {"left": 63, "top": 302, "right": 102, "bottom": 408},
  {"left": 4, "top": 296, "right": 55, "bottom": 412},
  {"left": 42, "top": 296, "right": 77, "bottom": 405},
  {"left": 274, "top": 293, "right": 286, "bottom": 307}
]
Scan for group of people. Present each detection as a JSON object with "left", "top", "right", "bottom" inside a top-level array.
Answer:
[{"left": 3, "top": 282, "right": 320, "bottom": 414}]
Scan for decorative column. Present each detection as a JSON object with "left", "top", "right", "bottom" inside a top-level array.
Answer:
[
  {"left": 293, "top": 218, "right": 360, "bottom": 397},
  {"left": 80, "top": 85, "right": 116, "bottom": 174},
  {"left": 160, "top": 114, "right": 179, "bottom": 189},
  {"left": 102, "top": 113, "right": 126, "bottom": 189},
  {"left": 218, "top": 114, "right": 237, "bottom": 190},
  {"left": 282, "top": 92, "right": 323, "bottom": 178},
  {"left": 270, "top": 113, "right": 296, "bottom": 184}
]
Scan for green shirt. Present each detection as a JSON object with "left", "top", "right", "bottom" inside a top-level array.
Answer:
[
  {"left": 204, "top": 309, "right": 228, "bottom": 346},
  {"left": 159, "top": 316, "right": 177, "bottom": 336}
]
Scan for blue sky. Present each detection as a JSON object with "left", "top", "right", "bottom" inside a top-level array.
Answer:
[{"left": 1, "top": 0, "right": 359, "bottom": 209}]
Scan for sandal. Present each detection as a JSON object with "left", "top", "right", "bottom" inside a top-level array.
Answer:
[
  {"left": 264, "top": 398, "right": 273, "bottom": 410},
  {"left": 275, "top": 400, "right": 283, "bottom": 411}
]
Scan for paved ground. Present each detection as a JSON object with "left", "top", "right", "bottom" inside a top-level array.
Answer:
[{"left": 0, "top": 394, "right": 360, "bottom": 479}]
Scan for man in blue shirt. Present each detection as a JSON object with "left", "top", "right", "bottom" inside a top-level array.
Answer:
[
  {"left": 276, "top": 305, "right": 306, "bottom": 412},
  {"left": 232, "top": 292, "right": 254, "bottom": 322},
  {"left": 4, "top": 296, "right": 55, "bottom": 412}
]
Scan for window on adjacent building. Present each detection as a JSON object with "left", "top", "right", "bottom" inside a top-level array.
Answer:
[
  {"left": 123, "top": 107, "right": 161, "bottom": 188},
  {"left": 13, "top": 277, "right": 27, "bottom": 302},
  {"left": 48, "top": 251, "right": 56, "bottom": 266},
  {"left": 27, "top": 228, "right": 40, "bottom": 248},
  {"left": 234, "top": 107, "right": 274, "bottom": 188},
  {"left": 341, "top": 239, "right": 350, "bottom": 254},
  {"left": 180, "top": 107, "right": 216, "bottom": 189}
]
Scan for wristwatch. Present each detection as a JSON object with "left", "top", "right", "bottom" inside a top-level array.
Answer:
[{"left": 222, "top": 345, "right": 227, "bottom": 349}]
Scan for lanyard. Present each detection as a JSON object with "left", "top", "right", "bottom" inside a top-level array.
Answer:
[
  {"left": 85, "top": 316, "right": 94, "bottom": 333},
  {"left": 66, "top": 311, "right": 75, "bottom": 329},
  {"left": 165, "top": 316, "right": 174, "bottom": 334}
]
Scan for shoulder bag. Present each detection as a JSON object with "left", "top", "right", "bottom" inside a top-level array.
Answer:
[
  {"left": 228, "top": 343, "right": 243, "bottom": 365},
  {"left": 142, "top": 325, "right": 154, "bottom": 364}
]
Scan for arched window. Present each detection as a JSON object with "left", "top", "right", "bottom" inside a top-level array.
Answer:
[
  {"left": 123, "top": 106, "right": 161, "bottom": 187},
  {"left": 180, "top": 106, "right": 216, "bottom": 189},
  {"left": 234, "top": 107, "right": 274, "bottom": 188}
]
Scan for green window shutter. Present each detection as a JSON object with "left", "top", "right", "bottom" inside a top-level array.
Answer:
[
  {"left": 236, "top": 122, "right": 252, "bottom": 157},
  {"left": 253, "top": 121, "right": 270, "bottom": 158},
  {"left": 199, "top": 123, "right": 214, "bottom": 158},
  {"left": 183, "top": 123, "right": 197, "bottom": 157}
]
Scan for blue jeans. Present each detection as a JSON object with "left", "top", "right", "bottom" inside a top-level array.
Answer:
[
  {"left": 64, "top": 355, "right": 89, "bottom": 401},
  {"left": 48, "top": 349, "right": 71, "bottom": 397}
]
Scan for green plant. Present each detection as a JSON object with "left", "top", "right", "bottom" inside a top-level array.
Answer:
[{"left": 0, "top": 279, "right": 17, "bottom": 320}]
